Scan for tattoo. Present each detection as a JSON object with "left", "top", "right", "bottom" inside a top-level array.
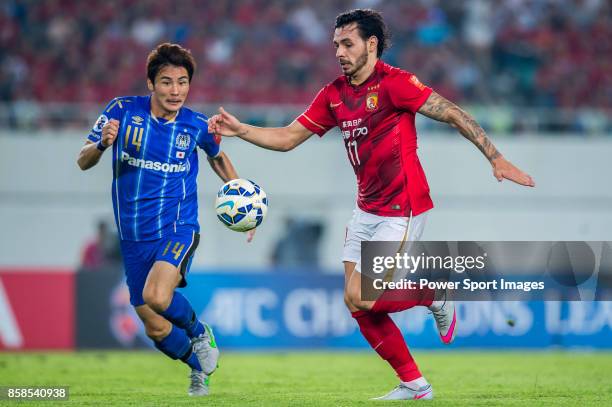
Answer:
[
  {"left": 419, "top": 92, "right": 500, "bottom": 161},
  {"left": 417, "top": 92, "right": 454, "bottom": 122}
]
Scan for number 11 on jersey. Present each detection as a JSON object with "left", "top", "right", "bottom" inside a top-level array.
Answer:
[{"left": 348, "top": 140, "right": 361, "bottom": 167}]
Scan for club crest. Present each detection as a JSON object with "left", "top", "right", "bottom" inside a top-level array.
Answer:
[
  {"left": 175, "top": 133, "right": 190, "bottom": 150},
  {"left": 366, "top": 92, "right": 379, "bottom": 111}
]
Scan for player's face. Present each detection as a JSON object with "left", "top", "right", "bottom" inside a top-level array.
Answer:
[
  {"left": 148, "top": 65, "right": 190, "bottom": 115},
  {"left": 333, "top": 24, "right": 371, "bottom": 77}
]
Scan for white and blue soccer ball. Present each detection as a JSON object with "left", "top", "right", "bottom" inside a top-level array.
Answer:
[{"left": 215, "top": 179, "right": 268, "bottom": 232}]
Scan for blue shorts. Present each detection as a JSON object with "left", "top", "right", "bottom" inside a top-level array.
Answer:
[{"left": 119, "top": 226, "right": 200, "bottom": 307}]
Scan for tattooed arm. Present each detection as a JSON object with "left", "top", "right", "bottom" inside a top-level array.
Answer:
[{"left": 418, "top": 92, "right": 535, "bottom": 187}]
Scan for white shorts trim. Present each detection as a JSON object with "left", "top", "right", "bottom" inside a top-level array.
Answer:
[{"left": 342, "top": 207, "right": 428, "bottom": 272}]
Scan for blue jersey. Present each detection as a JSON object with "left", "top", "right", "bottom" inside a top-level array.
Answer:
[{"left": 87, "top": 96, "right": 221, "bottom": 241}]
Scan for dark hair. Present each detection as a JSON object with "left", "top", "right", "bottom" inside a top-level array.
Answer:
[
  {"left": 335, "top": 9, "right": 390, "bottom": 58},
  {"left": 146, "top": 43, "right": 196, "bottom": 83}
]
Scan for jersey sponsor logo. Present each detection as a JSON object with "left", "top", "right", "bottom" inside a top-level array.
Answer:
[
  {"left": 92, "top": 114, "right": 108, "bottom": 133},
  {"left": 409, "top": 75, "right": 426, "bottom": 91},
  {"left": 120, "top": 151, "right": 187, "bottom": 173},
  {"left": 341, "top": 118, "right": 362, "bottom": 129},
  {"left": 175, "top": 133, "right": 190, "bottom": 150},
  {"left": 131, "top": 115, "right": 144, "bottom": 125},
  {"left": 342, "top": 125, "right": 368, "bottom": 141},
  {"left": 366, "top": 92, "right": 379, "bottom": 111},
  {"left": 329, "top": 101, "right": 343, "bottom": 109}
]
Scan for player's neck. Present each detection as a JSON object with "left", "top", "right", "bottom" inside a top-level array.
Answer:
[
  {"left": 151, "top": 108, "right": 178, "bottom": 122},
  {"left": 349, "top": 58, "right": 378, "bottom": 86},
  {"left": 150, "top": 99, "right": 179, "bottom": 121}
]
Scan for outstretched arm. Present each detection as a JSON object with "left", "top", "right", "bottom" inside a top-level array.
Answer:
[
  {"left": 418, "top": 92, "right": 535, "bottom": 187},
  {"left": 208, "top": 107, "right": 313, "bottom": 152}
]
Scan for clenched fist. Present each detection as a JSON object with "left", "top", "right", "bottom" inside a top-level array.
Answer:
[{"left": 101, "top": 119, "right": 120, "bottom": 148}]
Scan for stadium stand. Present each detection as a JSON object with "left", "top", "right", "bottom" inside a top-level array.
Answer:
[{"left": 0, "top": 0, "right": 609, "bottom": 110}]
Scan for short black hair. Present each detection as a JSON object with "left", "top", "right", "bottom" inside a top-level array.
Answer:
[
  {"left": 335, "top": 9, "right": 390, "bottom": 58},
  {"left": 146, "top": 43, "right": 196, "bottom": 84}
]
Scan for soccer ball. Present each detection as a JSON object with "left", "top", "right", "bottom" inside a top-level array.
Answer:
[{"left": 215, "top": 179, "right": 268, "bottom": 232}]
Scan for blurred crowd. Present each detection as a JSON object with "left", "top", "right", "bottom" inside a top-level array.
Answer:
[{"left": 0, "top": 0, "right": 610, "bottom": 110}]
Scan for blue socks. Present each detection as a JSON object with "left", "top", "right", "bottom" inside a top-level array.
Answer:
[
  {"left": 154, "top": 325, "right": 202, "bottom": 371},
  {"left": 152, "top": 292, "right": 206, "bottom": 371},
  {"left": 160, "top": 291, "right": 205, "bottom": 338}
]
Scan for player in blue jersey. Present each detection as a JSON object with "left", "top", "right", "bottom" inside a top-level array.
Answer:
[{"left": 77, "top": 43, "right": 248, "bottom": 396}]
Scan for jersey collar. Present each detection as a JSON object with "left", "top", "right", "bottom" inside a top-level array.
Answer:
[
  {"left": 346, "top": 59, "right": 382, "bottom": 90},
  {"left": 147, "top": 95, "right": 182, "bottom": 124}
]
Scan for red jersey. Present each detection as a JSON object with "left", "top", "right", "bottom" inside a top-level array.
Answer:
[{"left": 297, "top": 60, "right": 434, "bottom": 217}]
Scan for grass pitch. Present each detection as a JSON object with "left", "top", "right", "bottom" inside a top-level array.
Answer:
[{"left": 1, "top": 351, "right": 610, "bottom": 406}]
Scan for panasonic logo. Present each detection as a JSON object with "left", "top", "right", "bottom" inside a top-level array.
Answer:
[{"left": 121, "top": 152, "right": 187, "bottom": 173}]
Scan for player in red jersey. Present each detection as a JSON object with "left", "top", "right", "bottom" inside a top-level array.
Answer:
[{"left": 209, "top": 9, "right": 534, "bottom": 400}]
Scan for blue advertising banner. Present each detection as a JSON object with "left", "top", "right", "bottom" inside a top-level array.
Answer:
[{"left": 177, "top": 271, "right": 612, "bottom": 349}]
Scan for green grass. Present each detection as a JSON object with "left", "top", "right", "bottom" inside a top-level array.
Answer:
[{"left": 1, "top": 351, "right": 611, "bottom": 406}]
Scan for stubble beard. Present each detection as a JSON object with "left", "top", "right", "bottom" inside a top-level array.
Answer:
[{"left": 346, "top": 48, "right": 369, "bottom": 80}]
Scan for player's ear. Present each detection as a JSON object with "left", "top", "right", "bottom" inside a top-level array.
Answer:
[
  {"left": 368, "top": 36, "right": 378, "bottom": 55},
  {"left": 147, "top": 79, "right": 154, "bottom": 92}
]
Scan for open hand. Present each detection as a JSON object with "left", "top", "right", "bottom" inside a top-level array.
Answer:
[{"left": 492, "top": 156, "right": 535, "bottom": 187}]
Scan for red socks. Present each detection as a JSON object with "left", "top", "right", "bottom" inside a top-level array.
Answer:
[
  {"left": 351, "top": 287, "right": 435, "bottom": 381},
  {"left": 352, "top": 310, "right": 422, "bottom": 382},
  {"left": 371, "top": 287, "right": 434, "bottom": 313}
]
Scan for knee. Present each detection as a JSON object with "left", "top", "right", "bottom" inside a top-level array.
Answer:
[
  {"left": 142, "top": 286, "right": 171, "bottom": 313},
  {"left": 351, "top": 298, "right": 371, "bottom": 312},
  {"left": 344, "top": 292, "right": 352, "bottom": 308},
  {"left": 345, "top": 289, "right": 370, "bottom": 312},
  {"left": 144, "top": 318, "right": 171, "bottom": 341},
  {"left": 344, "top": 292, "right": 355, "bottom": 311}
]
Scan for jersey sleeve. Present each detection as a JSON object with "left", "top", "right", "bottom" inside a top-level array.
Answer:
[
  {"left": 194, "top": 114, "right": 221, "bottom": 158},
  {"left": 87, "top": 97, "right": 128, "bottom": 143},
  {"left": 388, "top": 72, "right": 433, "bottom": 113},
  {"left": 296, "top": 85, "right": 336, "bottom": 137}
]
